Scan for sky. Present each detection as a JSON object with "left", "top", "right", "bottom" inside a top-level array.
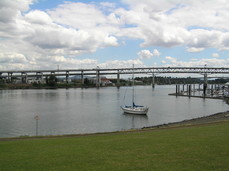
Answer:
[{"left": 0, "top": 0, "right": 229, "bottom": 71}]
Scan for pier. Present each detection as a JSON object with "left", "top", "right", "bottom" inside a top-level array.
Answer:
[{"left": 170, "top": 83, "right": 229, "bottom": 103}]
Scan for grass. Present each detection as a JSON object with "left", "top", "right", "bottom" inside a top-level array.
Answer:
[{"left": 0, "top": 122, "right": 228, "bottom": 171}]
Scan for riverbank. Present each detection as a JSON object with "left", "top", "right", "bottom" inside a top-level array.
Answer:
[
  {"left": 144, "top": 110, "right": 229, "bottom": 130},
  {"left": 0, "top": 117, "right": 228, "bottom": 171}
]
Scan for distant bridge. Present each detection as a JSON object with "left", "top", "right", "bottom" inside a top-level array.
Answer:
[{"left": 0, "top": 67, "right": 229, "bottom": 87}]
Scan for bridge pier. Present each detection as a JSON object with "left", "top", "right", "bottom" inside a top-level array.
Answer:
[
  {"left": 8, "top": 72, "right": 12, "bottom": 83},
  {"left": 66, "top": 71, "right": 69, "bottom": 83},
  {"left": 152, "top": 73, "right": 155, "bottom": 88},
  {"left": 81, "top": 71, "right": 84, "bottom": 85},
  {"left": 117, "top": 71, "right": 120, "bottom": 87},
  {"left": 36, "top": 72, "right": 43, "bottom": 82},
  {"left": 21, "top": 72, "right": 27, "bottom": 83},
  {"left": 0, "top": 73, "right": 3, "bottom": 83},
  {"left": 203, "top": 73, "right": 208, "bottom": 96},
  {"left": 96, "top": 70, "right": 100, "bottom": 87}
]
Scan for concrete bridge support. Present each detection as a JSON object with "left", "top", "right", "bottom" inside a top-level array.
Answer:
[
  {"left": 21, "top": 72, "right": 27, "bottom": 83},
  {"left": 203, "top": 73, "right": 208, "bottom": 96},
  {"left": 36, "top": 72, "right": 43, "bottom": 81},
  {"left": 81, "top": 71, "right": 84, "bottom": 85},
  {"left": 66, "top": 71, "right": 69, "bottom": 83},
  {"left": 117, "top": 71, "right": 120, "bottom": 87},
  {"left": 8, "top": 72, "right": 12, "bottom": 82},
  {"left": 96, "top": 70, "right": 100, "bottom": 87},
  {"left": 0, "top": 73, "right": 2, "bottom": 83},
  {"left": 152, "top": 73, "right": 155, "bottom": 88}
]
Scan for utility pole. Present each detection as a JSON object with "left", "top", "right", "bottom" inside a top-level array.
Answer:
[{"left": 34, "top": 115, "right": 40, "bottom": 136}]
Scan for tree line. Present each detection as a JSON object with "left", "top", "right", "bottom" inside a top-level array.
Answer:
[{"left": 0, "top": 75, "right": 228, "bottom": 89}]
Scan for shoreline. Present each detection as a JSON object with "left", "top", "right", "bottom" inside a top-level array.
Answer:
[
  {"left": 1, "top": 110, "right": 229, "bottom": 141},
  {"left": 143, "top": 110, "right": 229, "bottom": 130}
]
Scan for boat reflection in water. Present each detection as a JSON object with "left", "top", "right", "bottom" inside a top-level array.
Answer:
[{"left": 123, "top": 112, "right": 148, "bottom": 129}]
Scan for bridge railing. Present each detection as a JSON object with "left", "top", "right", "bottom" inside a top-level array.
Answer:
[{"left": 0, "top": 67, "right": 229, "bottom": 79}]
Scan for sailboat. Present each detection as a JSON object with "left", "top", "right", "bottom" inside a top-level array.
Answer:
[{"left": 121, "top": 65, "right": 149, "bottom": 115}]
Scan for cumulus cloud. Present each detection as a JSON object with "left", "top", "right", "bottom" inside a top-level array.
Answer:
[
  {"left": 186, "top": 47, "right": 205, "bottom": 53},
  {"left": 212, "top": 53, "right": 219, "bottom": 58},
  {"left": 25, "top": 10, "right": 53, "bottom": 25},
  {"left": 0, "top": 0, "right": 229, "bottom": 70},
  {"left": 98, "top": 59, "right": 144, "bottom": 69},
  {"left": 152, "top": 49, "right": 160, "bottom": 56},
  {"left": 138, "top": 50, "right": 153, "bottom": 59},
  {"left": 0, "top": 0, "right": 121, "bottom": 70},
  {"left": 119, "top": 0, "right": 229, "bottom": 50},
  {"left": 163, "top": 55, "right": 229, "bottom": 67},
  {"left": 138, "top": 49, "right": 160, "bottom": 59}
]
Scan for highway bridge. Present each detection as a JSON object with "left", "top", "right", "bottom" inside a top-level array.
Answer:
[{"left": 0, "top": 67, "right": 229, "bottom": 87}]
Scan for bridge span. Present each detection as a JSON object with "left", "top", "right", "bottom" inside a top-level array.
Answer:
[{"left": 0, "top": 67, "right": 229, "bottom": 87}]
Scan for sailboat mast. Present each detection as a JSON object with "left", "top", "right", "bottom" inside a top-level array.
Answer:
[{"left": 132, "top": 64, "right": 135, "bottom": 107}]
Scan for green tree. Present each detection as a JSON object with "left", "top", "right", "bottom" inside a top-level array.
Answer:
[
  {"left": 84, "top": 78, "right": 90, "bottom": 85},
  {"left": 46, "top": 75, "right": 58, "bottom": 87}
]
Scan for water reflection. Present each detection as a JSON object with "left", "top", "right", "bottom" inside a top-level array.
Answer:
[{"left": 123, "top": 113, "right": 148, "bottom": 129}]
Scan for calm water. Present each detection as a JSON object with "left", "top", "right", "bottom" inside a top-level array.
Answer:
[{"left": 0, "top": 85, "right": 228, "bottom": 138}]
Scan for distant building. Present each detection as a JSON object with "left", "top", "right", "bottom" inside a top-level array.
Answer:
[
  {"left": 101, "top": 77, "right": 112, "bottom": 86},
  {"left": 89, "top": 76, "right": 112, "bottom": 86}
]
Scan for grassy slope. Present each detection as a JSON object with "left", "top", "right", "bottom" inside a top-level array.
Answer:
[{"left": 0, "top": 122, "right": 228, "bottom": 171}]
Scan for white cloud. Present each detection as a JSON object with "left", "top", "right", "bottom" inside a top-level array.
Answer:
[
  {"left": 99, "top": 59, "right": 144, "bottom": 68},
  {"left": 0, "top": 0, "right": 229, "bottom": 70},
  {"left": 186, "top": 47, "right": 205, "bottom": 53},
  {"left": 165, "top": 56, "right": 177, "bottom": 64},
  {"left": 0, "top": 1, "right": 121, "bottom": 70},
  {"left": 48, "top": 3, "right": 106, "bottom": 29},
  {"left": 152, "top": 49, "right": 160, "bottom": 56},
  {"left": 163, "top": 55, "right": 229, "bottom": 67},
  {"left": 161, "top": 60, "right": 166, "bottom": 64},
  {"left": 119, "top": 0, "right": 229, "bottom": 51},
  {"left": 138, "top": 49, "right": 160, "bottom": 59},
  {"left": 25, "top": 10, "right": 53, "bottom": 25},
  {"left": 212, "top": 53, "right": 219, "bottom": 58},
  {"left": 138, "top": 50, "right": 153, "bottom": 59}
]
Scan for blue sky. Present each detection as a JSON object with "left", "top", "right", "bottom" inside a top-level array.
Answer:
[{"left": 0, "top": 0, "right": 229, "bottom": 70}]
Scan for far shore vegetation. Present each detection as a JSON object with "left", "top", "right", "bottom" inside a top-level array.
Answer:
[{"left": 0, "top": 75, "right": 228, "bottom": 89}]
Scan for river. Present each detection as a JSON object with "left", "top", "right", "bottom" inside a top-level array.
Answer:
[{"left": 0, "top": 85, "right": 228, "bottom": 138}]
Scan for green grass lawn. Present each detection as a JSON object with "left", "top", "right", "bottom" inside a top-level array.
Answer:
[{"left": 0, "top": 122, "right": 228, "bottom": 171}]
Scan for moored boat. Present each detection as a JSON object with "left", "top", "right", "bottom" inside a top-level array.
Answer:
[{"left": 121, "top": 65, "right": 149, "bottom": 115}]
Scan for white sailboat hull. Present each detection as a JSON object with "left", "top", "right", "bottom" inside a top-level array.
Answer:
[{"left": 121, "top": 106, "right": 149, "bottom": 115}]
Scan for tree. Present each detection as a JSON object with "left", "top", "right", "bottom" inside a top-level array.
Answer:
[
  {"left": 46, "top": 75, "right": 58, "bottom": 87},
  {"left": 84, "top": 78, "right": 90, "bottom": 85}
]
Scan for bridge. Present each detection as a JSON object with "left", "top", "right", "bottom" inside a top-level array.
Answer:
[{"left": 0, "top": 67, "right": 229, "bottom": 87}]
